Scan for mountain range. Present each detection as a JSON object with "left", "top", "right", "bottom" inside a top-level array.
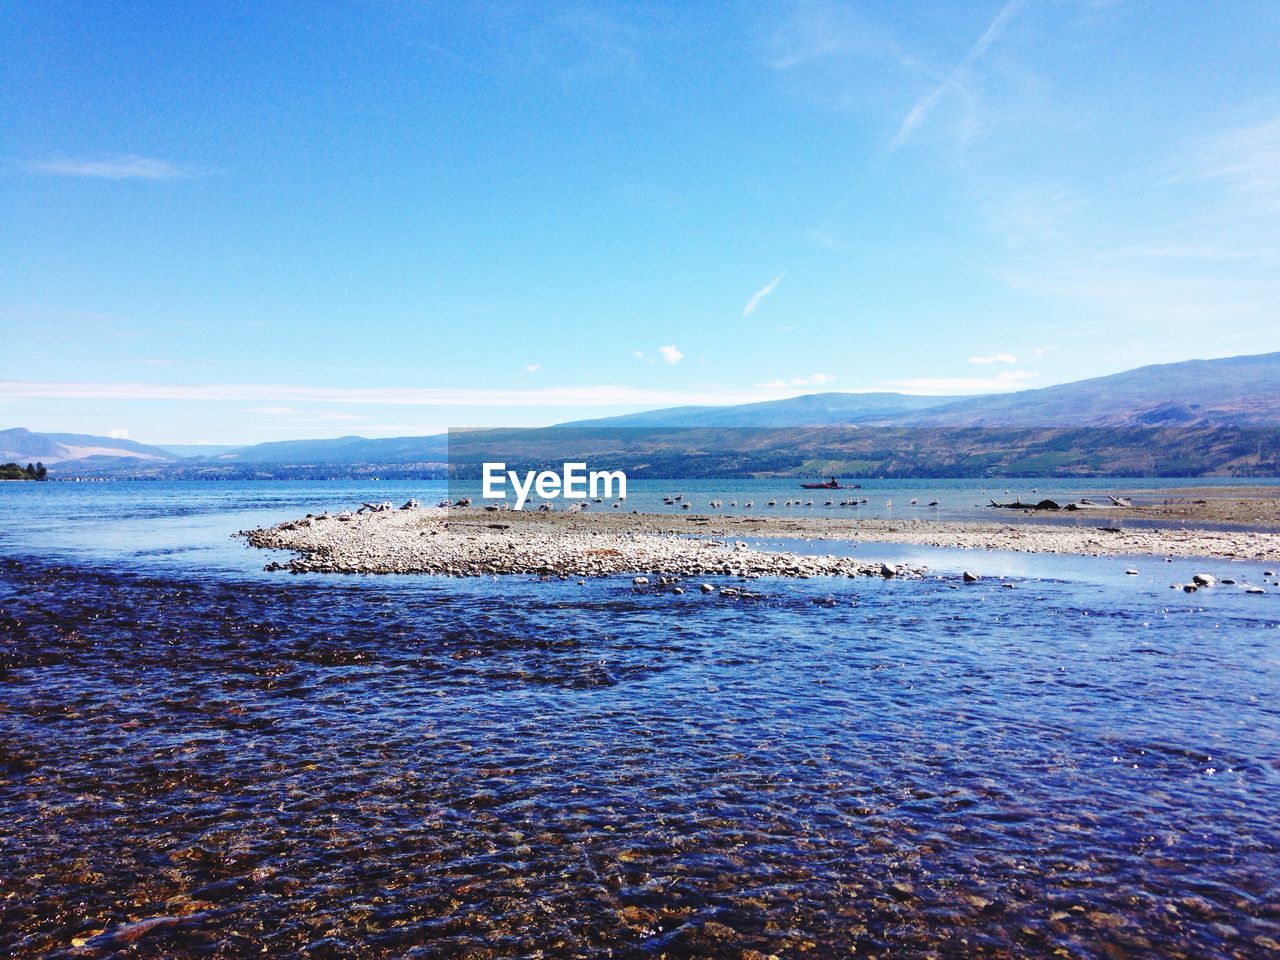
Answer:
[{"left": 5, "top": 351, "right": 1279, "bottom": 478}]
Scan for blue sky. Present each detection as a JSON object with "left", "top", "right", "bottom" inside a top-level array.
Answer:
[{"left": 3, "top": 0, "right": 1279, "bottom": 444}]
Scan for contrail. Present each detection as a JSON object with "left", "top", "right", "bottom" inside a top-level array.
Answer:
[
  {"left": 886, "top": 0, "right": 1024, "bottom": 153},
  {"left": 743, "top": 273, "right": 785, "bottom": 316}
]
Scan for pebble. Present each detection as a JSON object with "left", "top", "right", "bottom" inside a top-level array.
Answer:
[
  {"left": 244, "top": 508, "right": 926, "bottom": 582},
  {"left": 240, "top": 506, "right": 1276, "bottom": 581}
]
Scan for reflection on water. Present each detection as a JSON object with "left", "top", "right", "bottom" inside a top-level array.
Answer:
[{"left": 2, "top": 542, "right": 1278, "bottom": 957}]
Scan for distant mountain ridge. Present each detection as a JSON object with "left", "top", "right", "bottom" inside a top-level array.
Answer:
[
  {"left": 8, "top": 350, "right": 1280, "bottom": 477},
  {"left": 886, "top": 352, "right": 1280, "bottom": 428},
  {"left": 209, "top": 434, "right": 448, "bottom": 465},
  {"left": 558, "top": 392, "right": 962, "bottom": 429},
  {"left": 556, "top": 352, "right": 1280, "bottom": 430},
  {"left": 0, "top": 427, "right": 178, "bottom": 467}
]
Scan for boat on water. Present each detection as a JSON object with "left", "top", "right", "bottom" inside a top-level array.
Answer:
[{"left": 799, "top": 477, "right": 861, "bottom": 490}]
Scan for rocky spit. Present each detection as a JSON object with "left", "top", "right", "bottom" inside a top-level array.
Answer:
[
  {"left": 756, "top": 516, "right": 1280, "bottom": 563},
  {"left": 242, "top": 507, "right": 924, "bottom": 579},
  {"left": 243, "top": 505, "right": 1280, "bottom": 578}
]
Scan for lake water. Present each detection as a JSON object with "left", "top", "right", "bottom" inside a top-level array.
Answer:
[{"left": 1, "top": 480, "right": 1278, "bottom": 958}]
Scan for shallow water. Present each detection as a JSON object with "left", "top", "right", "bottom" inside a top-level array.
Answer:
[
  {"left": 1, "top": 482, "right": 1278, "bottom": 958},
  {"left": 2, "top": 475, "right": 1276, "bottom": 573}
]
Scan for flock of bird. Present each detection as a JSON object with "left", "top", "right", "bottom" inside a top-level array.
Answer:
[
  {"left": 660, "top": 493, "right": 941, "bottom": 510},
  {"left": 461, "top": 490, "right": 962, "bottom": 513}
]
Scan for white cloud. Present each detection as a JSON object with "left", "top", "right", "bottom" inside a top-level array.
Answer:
[
  {"left": 757, "top": 372, "right": 837, "bottom": 388},
  {"left": 743, "top": 273, "right": 785, "bottom": 316},
  {"left": 107, "top": 428, "right": 130, "bottom": 439},
  {"left": 969, "top": 353, "right": 1018, "bottom": 364},
  {"left": 632, "top": 350, "right": 653, "bottom": 363},
  {"left": 25, "top": 154, "right": 202, "bottom": 180},
  {"left": 524, "top": 364, "right": 541, "bottom": 373},
  {"left": 658, "top": 344, "right": 683, "bottom": 364}
]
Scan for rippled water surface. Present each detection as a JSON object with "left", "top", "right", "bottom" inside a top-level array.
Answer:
[{"left": 1, "top": 482, "right": 1278, "bottom": 958}]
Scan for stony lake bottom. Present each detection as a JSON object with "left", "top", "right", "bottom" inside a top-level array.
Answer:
[{"left": 0, "top": 481, "right": 1277, "bottom": 958}]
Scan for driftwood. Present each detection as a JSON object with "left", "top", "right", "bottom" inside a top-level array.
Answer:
[
  {"left": 990, "top": 495, "right": 1135, "bottom": 512},
  {"left": 1064, "top": 496, "right": 1132, "bottom": 511}
]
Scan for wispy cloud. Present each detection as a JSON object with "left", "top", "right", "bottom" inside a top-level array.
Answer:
[
  {"left": 969, "top": 353, "right": 1017, "bottom": 364},
  {"left": 523, "top": 364, "right": 541, "bottom": 373},
  {"left": 107, "top": 428, "right": 130, "bottom": 439},
  {"left": 246, "top": 405, "right": 369, "bottom": 421},
  {"left": 23, "top": 154, "right": 202, "bottom": 180},
  {"left": 885, "top": 0, "right": 1024, "bottom": 153},
  {"left": 658, "top": 344, "right": 683, "bottom": 364},
  {"left": 1194, "top": 116, "right": 1280, "bottom": 211},
  {"left": 764, "top": 1, "right": 907, "bottom": 72},
  {"left": 632, "top": 350, "right": 653, "bottom": 363},
  {"left": 0, "top": 379, "right": 855, "bottom": 408},
  {"left": 743, "top": 273, "right": 785, "bottom": 316}
]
